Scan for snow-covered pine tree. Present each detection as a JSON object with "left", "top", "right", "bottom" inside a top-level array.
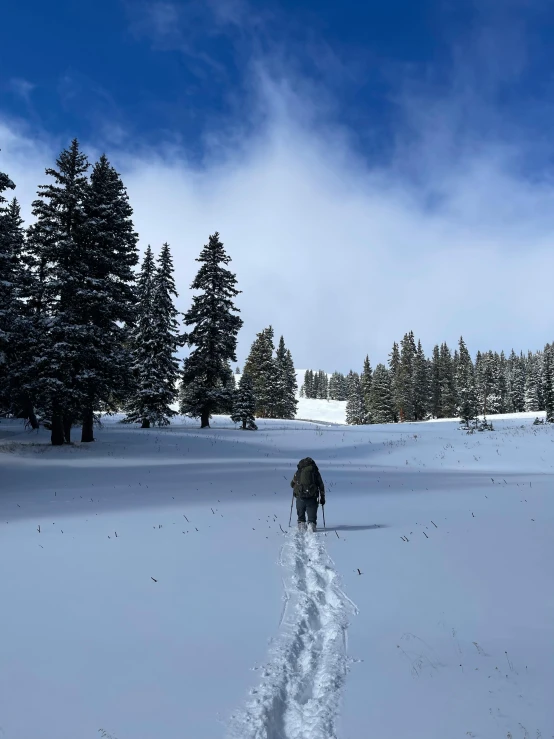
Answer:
[
  {"left": 508, "top": 350, "right": 526, "bottom": 412},
  {"left": 0, "top": 174, "right": 18, "bottom": 411},
  {"left": 312, "top": 370, "right": 320, "bottom": 399},
  {"left": 74, "top": 154, "right": 139, "bottom": 441},
  {"left": 439, "top": 343, "right": 457, "bottom": 418},
  {"left": 26, "top": 139, "right": 90, "bottom": 444},
  {"left": 368, "top": 363, "right": 395, "bottom": 423},
  {"left": 302, "top": 370, "right": 314, "bottom": 399},
  {"left": 361, "top": 355, "right": 373, "bottom": 422},
  {"left": 412, "top": 340, "right": 429, "bottom": 420},
  {"left": 243, "top": 326, "right": 280, "bottom": 418},
  {"left": 231, "top": 372, "right": 258, "bottom": 430},
  {"left": 543, "top": 344, "right": 554, "bottom": 422},
  {"left": 125, "top": 246, "right": 158, "bottom": 427},
  {"left": 316, "top": 370, "right": 328, "bottom": 399},
  {"left": 388, "top": 341, "right": 400, "bottom": 422},
  {"left": 396, "top": 331, "right": 417, "bottom": 421},
  {"left": 345, "top": 372, "right": 365, "bottom": 425},
  {"left": 338, "top": 372, "right": 349, "bottom": 401},
  {"left": 456, "top": 336, "right": 477, "bottom": 426},
  {"left": 430, "top": 345, "right": 441, "bottom": 418},
  {"left": 524, "top": 352, "right": 541, "bottom": 412},
  {"left": 180, "top": 232, "right": 242, "bottom": 428},
  {"left": 275, "top": 336, "right": 298, "bottom": 419}
]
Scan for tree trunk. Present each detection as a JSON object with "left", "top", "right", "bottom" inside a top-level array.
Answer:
[
  {"left": 63, "top": 414, "right": 72, "bottom": 444},
  {"left": 242, "top": 419, "right": 246, "bottom": 430},
  {"left": 22, "top": 397, "right": 39, "bottom": 429},
  {"left": 201, "top": 409, "right": 210, "bottom": 428},
  {"left": 51, "top": 405, "right": 64, "bottom": 446},
  {"left": 81, "top": 407, "right": 95, "bottom": 442},
  {"left": 141, "top": 417, "right": 150, "bottom": 429}
]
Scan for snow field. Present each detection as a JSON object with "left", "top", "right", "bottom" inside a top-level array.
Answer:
[{"left": 1, "top": 413, "right": 553, "bottom": 739}]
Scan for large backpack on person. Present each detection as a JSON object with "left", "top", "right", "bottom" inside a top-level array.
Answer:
[{"left": 294, "top": 458, "right": 319, "bottom": 499}]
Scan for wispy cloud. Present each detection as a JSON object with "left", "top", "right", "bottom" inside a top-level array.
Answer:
[{"left": 9, "top": 78, "right": 36, "bottom": 104}]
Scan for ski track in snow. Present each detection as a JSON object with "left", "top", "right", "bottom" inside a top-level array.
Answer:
[{"left": 229, "top": 530, "right": 357, "bottom": 739}]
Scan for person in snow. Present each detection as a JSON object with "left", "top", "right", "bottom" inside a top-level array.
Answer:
[{"left": 290, "top": 457, "right": 325, "bottom": 532}]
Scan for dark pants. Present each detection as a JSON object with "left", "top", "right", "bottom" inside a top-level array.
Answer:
[{"left": 296, "top": 496, "right": 318, "bottom": 525}]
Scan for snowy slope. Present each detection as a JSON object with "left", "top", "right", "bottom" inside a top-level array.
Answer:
[{"left": 1, "top": 416, "right": 553, "bottom": 739}]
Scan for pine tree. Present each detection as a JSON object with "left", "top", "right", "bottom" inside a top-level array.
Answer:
[
  {"left": 125, "top": 246, "right": 160, "bottom": 427},
  {"left": 543, "top": 344, "right": 554, "bottom": 423},
  {"left": 302, "top": 370, "right": 314, "bottom": 399},
  {"left": 456, "top": 337, "right": 477, "bottom": 426},
  {"left": 275, "top": 336, "right": 298, "bottom": 419},
  {"left": 361, "top": 355, "right": 373, "bottom": 422},
  {"left": 368, "top": 364, "right": 395, "bottom": 423},
  {"left": 74, "top": 154, "right": 139, "bottom": 441},
  {"left": 388, "top": 341, "right": 400, "bottom": 422},
  {"left": 508, "top": 350, "right": 526, "bottom": 412},
  {"left": 396, "top": 332, "right": 416, "bottom": 421},
  {"left": 430, "top": 345, "right": 441, "bottom": 418},
  {"left": 439, "top": 343, "right": 457, "bottom": 418},
  {"left": 231, "top": 372, "right": 258, "bottom": 430},
  {"left": 26, "top": 139, "right": 90, "bottom": 444},
  {"left": 312, "top": 370, "right": 321, "bottom": 399},
  {"left": 412, "top": 340, "right": 429, "bottom": 420},
  {"left": 243, "top": 327, "right": 280, "bottom": 418},
  {"left": 524, "top": 353, "right": 541, "bottom": 412},
  {"left": 180, "top": 232, "right": 242, "bottom": 428},
  {"left": 346, "top": 372, "right": 365, "bottom": 425},
  {"left": 0, "top": 186, "right": 21, "bottom": 412}
]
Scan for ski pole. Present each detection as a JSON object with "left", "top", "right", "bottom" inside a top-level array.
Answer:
[
  {"left": 288, "top": 492, "right": 294, "bottom": 527},
  {"left": 322, "top": 504, "right": 326, "bottom": 530}
]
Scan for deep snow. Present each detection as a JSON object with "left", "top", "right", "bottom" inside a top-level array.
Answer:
[{"left": 1, "top": 413, "right": 553, "bottom": 739}]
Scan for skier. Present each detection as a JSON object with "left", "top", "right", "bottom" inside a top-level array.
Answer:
[{"left": 290, "top": 457, "right": 325, "bottom": 532}]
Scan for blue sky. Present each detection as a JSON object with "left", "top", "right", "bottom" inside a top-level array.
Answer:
[{"left": 2, "top": 0, "right": 554, "bottom": 370}]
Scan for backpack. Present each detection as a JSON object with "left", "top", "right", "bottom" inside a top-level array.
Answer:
[{"left": 294, "top": 458, "right": 319, "bottom": 498}]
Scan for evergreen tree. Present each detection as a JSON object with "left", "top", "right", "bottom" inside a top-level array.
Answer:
[
  {"left": 543, "top": 344, "right": 554, "bottom": 423},
  {"left": 430, "top": 345, "right": 441, "bottom": 418},
  {"left": 361, "top": 355, "right": 373, "bottom": 422},
  {"left": 231, "top": 372, "right": 257, "bottom": 430},
  {"left": 180, "top": 232, "right": 242, "bottom": 428},
  {"left": 74, "top": 154, "right": 138, "bottom": 440},
  {"left": 312, "top": 370, "right": 320, "bottom": 399},
  {"left": 302, "top": 370, "right": 314, "bottom": 399},
  {"left": 396, "top": 331, "right": 417, "bottom": 421},
  {"left": 26, "top": 139, "right": 90, "bottom": 444},
  {"left": 507, "top": 350, "right": 525, "bottom": 413},
  {"left": 275, "top": 336, "right": 298, "bottom": 419},
  {"left": 243, "top": 326, "right": 280, "bottom": 418},
  {"left": 439, "top": 343, "right": 457, "bottom": 418},
  {"left": 524, "top": 353, "right": 541, "bottom": 412},
  {"left": 368, "top": 364, "right": 395, "bottom": 423},
  {"left": 388, "top": 341, "right": 400, "bottom": 422},
  {"left": 456, "top": 337, "right": 477, "bottom": 425},
  {"left": 345, "top": 372, "right": 365, "bottom": 425},
  {"left": 125, "top": 246, "right": 160, "bottom": 427},
  {"left": 412, "top": 340, "right": 429, "bottom": 420}
]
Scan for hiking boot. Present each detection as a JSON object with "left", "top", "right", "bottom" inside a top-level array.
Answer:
[
  {"left": 307, "top": 522, "right": 316, "bottom": 533},
  {"left": 297, "top": 521, "right": 307, "bottom": 531}
]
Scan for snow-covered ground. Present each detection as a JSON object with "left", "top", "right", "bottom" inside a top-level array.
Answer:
[{"left": 1, "top": 414, "right": 553, "bottom": 739}]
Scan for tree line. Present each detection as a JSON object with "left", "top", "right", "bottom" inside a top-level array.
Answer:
[
  {"left": 0, "top": 141, "right": 297, "bottom": 442},
  {"left": 301, "top": 331, "right": 554, "bottom": 425}
]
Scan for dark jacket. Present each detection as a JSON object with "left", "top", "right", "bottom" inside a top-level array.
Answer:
[{"left": 290, "top": 457, "right": 325, "bottom": 500}]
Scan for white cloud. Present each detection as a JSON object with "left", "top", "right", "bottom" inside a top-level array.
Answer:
[{"left": 2, "top": 72, "right": 554, "bottom": 373}]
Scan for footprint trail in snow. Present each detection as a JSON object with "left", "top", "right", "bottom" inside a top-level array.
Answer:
[{"left": 229, "top": 530, "right": 358, "bottom": 739}]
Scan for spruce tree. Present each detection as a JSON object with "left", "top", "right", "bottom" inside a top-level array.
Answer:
[
  {"left": 524, "top": 353, "right": 540, "bottom": 412},
  {"left": 396, "top": 332, "right": 416, "bottom": 421},
  {"left": 275, "top": 336, "right": 298, "bottom": 419},
  {"left": 26, "top": 139, "right": 90, "bottom": 444},
  {"left": 125, "top": 246, "right": 159, "bottom": 427},
  {"left": 231, "top": 372, "right": 258, "bottom": 430},
  {"left": 412, "top": 340, "right": 429, "bottom": 420},
  {"left": 439, "top": 343, "right": 457, "bottom": 418},
  {"left": 508, "top": 350, "right": 526, "bottom": 412},
  {"left": 361, "top": 355, "right": 373, "bottom": 422},
  {"left": 456, "top": 337, "right": 477, "bottom": 426},
  {"left": 243, "top": 327, "right": 280, "bottom": 418},
  {"left": 388, "top": 341, "right": 400, "bottom": 422},
  {"left": 312, "top": 370, "right": 321, "bottom": 399},
  {"left": 430, "top": 345, "right": 441, "bottom": 418},
  {"left": 543, "top": 344, "right": 554, "bottom": 422},
  {"left": 0, "top": 180, "right": 19, "bottom": 412},
  {"left": 75, "top": 154, "right": 138, "bottom": 440},
  {"left": 180, "top": 232, "right": 242, "bottom": 428},
  {"left": 345, "top": 372, "right": 365, "bottom": 425},
  {"left": 368, "top": 364, "right": 395, "bottom": 423}
]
